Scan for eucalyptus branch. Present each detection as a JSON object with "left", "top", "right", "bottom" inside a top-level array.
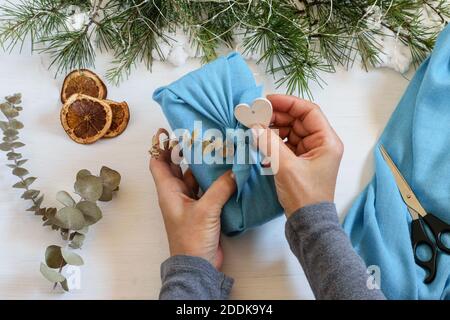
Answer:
[
  {"left": 0, "top": 94, "right": 46, "bottom": 214},
  {"left": 1, "top": 94, "right": 122, "bottom": 292}
]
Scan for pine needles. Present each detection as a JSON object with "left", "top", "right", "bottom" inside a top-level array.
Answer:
[{"left": 0, "top": 0, "right": 449, "bottom": 97}]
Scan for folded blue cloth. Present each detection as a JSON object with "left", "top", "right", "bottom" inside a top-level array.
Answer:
[
  {"left": 153, "top": 52, "right": 283, "bottom": 235},
  {"left": 343, "top": 26, "right": 450, "bottom": 299}
]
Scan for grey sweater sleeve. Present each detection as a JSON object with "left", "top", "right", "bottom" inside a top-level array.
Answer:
[
  {"left": 159, "top": 255, "right": 233, "bottom": 300},
  {"left": 285, "top": 202, "right": 386, "bottom": 300},
  {"left": 159, "top": 202, "right": 385, "bottom": 300}
]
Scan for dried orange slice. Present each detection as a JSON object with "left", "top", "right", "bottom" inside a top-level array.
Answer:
[
  {"left": 60, "top": 94, "right": 112, "bottom": 144},
  {"left": 103, "top": 100, "right": 130, "bottom": 138},
  {"left": 61, "top": 69, "right": 107, "bottom": 103}
]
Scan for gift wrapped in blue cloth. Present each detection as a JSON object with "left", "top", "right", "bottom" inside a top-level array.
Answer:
[
  {"left": 343, "top": 25, "right": 450, "bottom": 299},
  {"left": 153, "top": 52, "right": 284, "bottom": 235}
]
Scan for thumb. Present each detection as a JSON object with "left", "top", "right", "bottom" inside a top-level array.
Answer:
[
  {"left": 200, "top": 170, "right": 236, "bottom": 211},
  {"left": 251, "top": 124, "right": 292, "bottom": 169}
]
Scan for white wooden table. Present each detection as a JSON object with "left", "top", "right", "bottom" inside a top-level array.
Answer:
[{"left": 0, "top": 23, "right": 411, "bottom": 299}]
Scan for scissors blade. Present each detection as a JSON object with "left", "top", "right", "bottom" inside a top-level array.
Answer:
[{"left": 379, "top": 145, "right": 427, "bottom": 218}]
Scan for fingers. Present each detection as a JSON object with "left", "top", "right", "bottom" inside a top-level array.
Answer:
[
  {"left": 183, "top": 169, "right": 199, "bottom": 198},
  {"left": 267, "top": 94, "right": 332, "bottom": 137},
  {"left": 271, "top": 126, "right": 291, "bottom": 139},
  {"left": 170, "top": 163, "right": 183, "bottom": 179},
  {"left": 200, "top": 170, "right": 236, "bottom": 210},
  {"left": 251, "top": 124, "right": 293, "bottom": 161},
  {"left": 150, "top": 157, "right": 176, "bottom": 187},
  {"left": 150, "top": 128, "right": 180, "bottom": 186},
  {"left": 267, "top": 94, "right": 343, "bottom": 156},
  {"left": 271, "top": 111, "right": 294, "bottom": 127},
  {"left": 268, "top": 94, "right": 316, "bottom": 119}
]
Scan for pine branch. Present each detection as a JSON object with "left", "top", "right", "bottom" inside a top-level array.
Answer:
[
  {"left": 0, "top": 0, "right": 66, "bottom": 51},
  {"left": 0, "top": 0, "right": 448, "bottom": 97},
  {"left": 105, "top": 0, "right": 170, "bottom": 84},
  {"left": 40, "top": 29, "right": 95, "bottom": 74},
  {"left": 423, "top": 0, "right": 447, "bottom": 23}
]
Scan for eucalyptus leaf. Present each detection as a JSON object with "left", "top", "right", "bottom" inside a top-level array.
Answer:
[
  {"left": 54, "top": 207, "right": 86, "bottom": 231},
  {"left": 3, "top": 128, "right": 18, "bottom": 137},
  {"left": 45, "top": 208, "right": 57, "bottom": 221},
  {"left": 61, "top": 248, "right": 84, "bottom": 266},
  {"left": 12, "top": 167, "right": 28, "bottom": 177},
  {"left": 42, "top": 219, "right": 53, "bottom": 227},
  {"left": 74, "top": 175, "right": 103, "bottom": 202},
  {"left": 43, "top": 208, "right": 57, "bottom": 227},
  {"left": 15, "top": 107, "right": 23, "bottom": 112},
  {"left": 40, "top": 263, "right": 65, "bottom": 283},
  {"left": 69, "top": 233, "right": 85, "bottom": 249},
  {"left": 1, "top": 107, "right": 19, "bottom": 119},
  {"left": 77, "top": 226, "right": 89, "bottom": 235},
  {"left": 45, "top": 245, "right": 66, "bottom": 269},
  {"left": 99, "top": 187, "right": 113, "bottom": 202},
  {"left": 9, "top": 119, "right": 23, "bottom": 130},
  {"left": 16, "top": 159, "right": 28, "bottom": 166},
  {"left": 76, "top": 169, "right": 91, "bottom": 181},
  {"left": 23, "top": 177, "right": 36, "bottom": 187},
  {"left": 21, "top": 189, "right": 40, "bottom": 200},
  {"left": 6, "top": 164, "right": 16, "bottom": 169},
  {"left": 35, "top": 195, "right": 44, "bottom": 207},
  {"left": 6, "top": 94, "right": 21, "bottom": 104},
  {"left": 56, "top": 191, "right": 75, "bottom": 207},
  {"left": 10, "top": 142, "right": 25, "bottom": 148},
  {"left": 61, "top": 279, "right": 70, "bottom": 292},
  {"left": 100, "top": 166, "right": 121, "bottom": 190},
  {"left": 46, "top": 207, "right": 57, "bottom": 215},
  {"left": 0, "top": 142, "right": 11, "bottom": 151},
  {"left": 0, "top": 121, "right": 8, "bottom": 131},
  {"left": 13, "top": 177, "right": 36, "bottom": 189},
  {"left": 13, "top": 181, "right": 26, "bottom": 189},
  {"left": 7, "top": 151, "right": 21, "bottom": 160},
  {"left": 3, "top": 135, "right": 19, "bottom": 142},
  {"left": 76, "top": 201, "right": 102, "bottom": 225},
  {"left": 26, "top": 205, "right": 38, "bottom": 212}
]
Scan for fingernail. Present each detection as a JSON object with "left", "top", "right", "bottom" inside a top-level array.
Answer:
[{"left": 230, "top": 172, "right": 235, "bottom": 180}]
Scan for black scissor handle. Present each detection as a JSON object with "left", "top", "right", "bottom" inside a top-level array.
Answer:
[
  {"left": 422, "top": 213, "right": 450, "bottom": 254},
  {"left": 411, "top": 219, "right": 437, "bottom": 284}
]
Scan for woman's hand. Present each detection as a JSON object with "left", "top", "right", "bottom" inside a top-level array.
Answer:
[
  {"left": 150, "top": 137, "right": 236, "bottom": 270},
  {"left": 252, "top": 94, "right": 344, "bottom": 217}
]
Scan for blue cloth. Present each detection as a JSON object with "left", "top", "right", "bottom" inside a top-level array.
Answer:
[
  {"left": 343, "top": 26, "right": 450, "bottom": 300},
  {"left": 153, "top": 52, "right": 283, "bottom": 235}
]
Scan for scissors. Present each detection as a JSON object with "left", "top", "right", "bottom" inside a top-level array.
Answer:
[{"left": 379, "top": 145, "right": 450, "bottom": 283}]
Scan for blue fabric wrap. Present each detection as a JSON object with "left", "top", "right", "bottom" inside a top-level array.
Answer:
[
  {"left": 153, "top": 52, "right": 283, "bottom": 235},
  {"left": 343, "top": 26, "right": 450, "bottom": 300}
]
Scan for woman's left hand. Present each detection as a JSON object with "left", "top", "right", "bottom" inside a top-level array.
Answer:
[{"left": 150, "top": 131, "right": 236, "bottom": 270}]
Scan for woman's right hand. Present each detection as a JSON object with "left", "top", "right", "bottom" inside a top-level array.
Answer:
[{"left": 252, "top": 94, "right": 344, "bottom": 217}]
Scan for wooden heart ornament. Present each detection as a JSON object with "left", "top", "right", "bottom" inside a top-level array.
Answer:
[{"left": 234, "top": 98, "right": 273, "bottom": 128}]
